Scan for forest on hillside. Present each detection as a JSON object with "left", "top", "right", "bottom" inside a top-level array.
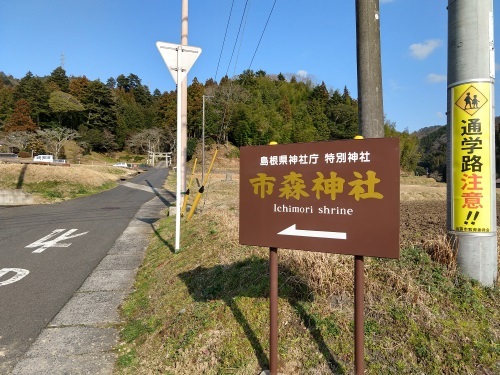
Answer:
[{"left": 1, "top": 67, "right": 496, "bottom": 179}]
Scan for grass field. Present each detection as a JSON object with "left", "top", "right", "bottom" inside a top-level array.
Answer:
[{"left": 115, "top": 165, "right": 499, "bottom": 375}]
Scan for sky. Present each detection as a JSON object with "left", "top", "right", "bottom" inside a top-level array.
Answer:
[{"left": 0, "top": 0, "right": 497, "bottom": 133}]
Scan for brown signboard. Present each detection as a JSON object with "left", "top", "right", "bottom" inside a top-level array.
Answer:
[{"left": 239, "top": 138, "right": 400, "bottom": 258}]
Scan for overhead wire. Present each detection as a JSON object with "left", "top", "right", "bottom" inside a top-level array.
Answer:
[
  {"left": 211, "top": 0, "right": 278, "bottom": 144},
  {"left": 249, "top": 0, "right": 277, "bottom": 69},
  {"left": 224, "top": 0, "right": 250, "bottom": 78},
  {"left": 203, "top": 0, "right": 277, "bottom": 208},
  {"left": 214, "top": 0, "right": 235, "bottom": 82},
  {"left": 216, "top": 0, "right": 250, "bottom": 144}
]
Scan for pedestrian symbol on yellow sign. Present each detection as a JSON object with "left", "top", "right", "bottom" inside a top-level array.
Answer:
[{"left": 455, "top": 85, "right": 488, "bottom": 116}]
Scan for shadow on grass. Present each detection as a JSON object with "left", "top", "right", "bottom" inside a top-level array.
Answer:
[
  {"left": 138, "top": 186, "right": 177, "bottom": 253},
  {"left": 179, "top": 255, "right": 344, "bottom": 374},
  {"left": 16, "top": 164, "right": 28, "bottom": 189}
]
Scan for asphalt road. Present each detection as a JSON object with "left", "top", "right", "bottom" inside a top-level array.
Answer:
[{"left": 0, "top": 166, "right": 171, "bottom": 373}]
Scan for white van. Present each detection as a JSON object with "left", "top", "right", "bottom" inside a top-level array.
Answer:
[{"left": 33, "top": 155, "right": 54, "bottom": 163}]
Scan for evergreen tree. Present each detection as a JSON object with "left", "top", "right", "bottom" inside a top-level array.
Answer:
[
  {"left": 47, "top": 66, "right": 70, "bottom": 92},
  {"left": 14, "top": 72, "right": 50, "bottom": 125},
  {"left": 80, "top": 80, "right": 116, "bottom": 132},
  {"left": 342, "top": 85, "right": 352, "bottom": 105},
  {"left": 106, "top": 77, "right": 116, "bottom": 89},
  {"left": 0, "top": 82, "right": 14, "bottom": 128},
  {"left": 187, "top": 77, "right": 204, "bottom": 138}
]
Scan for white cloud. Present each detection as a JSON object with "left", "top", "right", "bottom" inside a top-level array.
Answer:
[
  {"left": 427, "top": 73, "right": 446, "bottom": 83},
  {"left": 437, "top": 112, "right": 446, "bottom": 119},
  {"left": 389, "top": 79, "right": 405, "bottom": 91},
  {"left": 296, "top": 70, "right": 308, "bottom": 78},
  {"left": 409, "top": 39, "right": 442, "bottom": 60}
]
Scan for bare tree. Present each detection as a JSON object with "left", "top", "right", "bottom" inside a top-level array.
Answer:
[
  {"left": 37, "top": 127, "right": 78, "bottom": 159},
  {"left": 0, "top": 131, "right": 34, "bottom": 152},
  {"left": 126, "top": 128, "right": 173, "bottom": 154}
]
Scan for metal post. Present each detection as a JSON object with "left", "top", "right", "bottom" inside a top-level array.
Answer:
[
  {"left": 175, "top": 47, "right": 182, "bottom": 253},
  {"left": 354, "top": 255, "right": 364, "bottom": 375},
  {"left": 447, "top": 0, "right": 497, "bottom": 286},
  {"left": 202, "top": 95, "right": 206, "bottom": 183},
  {"left": 269, "top": 247, "right": 278, "bottom": 375},
  {"left": 180, "top": 0, "right": 188, "bottom": 194}
]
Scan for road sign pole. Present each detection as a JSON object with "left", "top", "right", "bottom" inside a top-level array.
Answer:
[
  {"left": 156, "top": 41, "right": 201, "bottom": 252},
  {"left": 175, "top": 49, "right": 182, "bottom": 252},
  {"left": 269, "top": 247, "right": 278, "bottom": 375}
]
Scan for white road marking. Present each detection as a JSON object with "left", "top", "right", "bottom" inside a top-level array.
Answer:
[
  {"left": 25, "top": 229, "right": 89, "bottom": 253},
  {"left": 0, "top": 268, "right": 29, "bottom": 286}
]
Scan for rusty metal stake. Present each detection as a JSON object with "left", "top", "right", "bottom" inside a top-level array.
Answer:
[
  {"left": 354, "top": 255, "right": 364, "bottom": 374},
  {"left": 269, "top": 247, "right": 278, "bottom": 375}
]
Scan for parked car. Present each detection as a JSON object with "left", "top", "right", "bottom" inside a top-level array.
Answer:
[{"left": 113, "top": 162, "right": 129, "bottom": 168}]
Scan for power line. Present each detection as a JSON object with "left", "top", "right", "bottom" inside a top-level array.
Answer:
[
  {"left": 224, "top": 0, "right": 250, "bottom": 78},
  {"left": 231, "top": 0, "right": 251, "bottom": 78},
  {"left": 249, "top": 0, "right": 277, "bottom": 69},
  {"left": 214, "top": 0, "right": 235, "bottom": 82}
]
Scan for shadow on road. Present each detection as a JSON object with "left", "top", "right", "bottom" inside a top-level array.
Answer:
[{"left": 145, "top": 180, "right": 174, "bottom": 207}]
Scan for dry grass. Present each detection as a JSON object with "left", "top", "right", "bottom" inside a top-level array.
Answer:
[
  {"left": 0, "top": 163, "right": 124, "bottom": 186},
  {"left": 422, "top": 234, "right": 457, "bottom": 272},
  {"left": 0, "top": 162, "right": 131, "bottom": 203}
]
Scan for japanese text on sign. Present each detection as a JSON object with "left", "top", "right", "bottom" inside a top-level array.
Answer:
[
  {"left": 452, "top": 82, "right": 492, "bottom": 232},
  {"left": 259, "top": 151, "right": 372, "bottom": 166},
  {"left": 249, "top": 170, "right": 383, "bottom": 202}
]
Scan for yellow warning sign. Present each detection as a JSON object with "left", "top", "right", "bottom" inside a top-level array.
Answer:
[
  {"left": 451, "top": 82, "right": 492, "bottom": 232},
  {"left": 454, "top": 84, "right": 488, "bottom": 116}
]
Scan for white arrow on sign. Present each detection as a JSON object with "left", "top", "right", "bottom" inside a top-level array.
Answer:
[
  {"left": 278, "top": 224, "right": 347, "bottom": 240},
  {"left": 156, "top": 41, "right": 202, "bottom": 84}
]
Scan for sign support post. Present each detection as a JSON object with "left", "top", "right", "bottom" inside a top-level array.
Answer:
[
  {"left": 175, "top": 49, "right": 182, "bottom": 251},
  {"left": 354, "top": 255, "right": 364, "bottom": 374},
  {"left": 156, "top": 41, "right": 202, "bottom": 252},
  {"left": 269, "top": 247, "right": 278, "bottom": 375}
]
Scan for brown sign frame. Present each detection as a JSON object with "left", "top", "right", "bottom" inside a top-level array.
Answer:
[{"left": 239, "top": 138, "right": 400, "bottom": 258}]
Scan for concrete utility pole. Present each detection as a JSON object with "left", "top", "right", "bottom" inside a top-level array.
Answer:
[
  {"left": 356, "top": 0, "right": 384, "bottom": 138},
  {"left": 447, "top": 0, "right": 497, "bottom": 286},
  {"left": 355, "top": 1, "right": 384, "bottom": 374},
  {"left": 181, "top": 0, "right": 188, "bottom": 193}
]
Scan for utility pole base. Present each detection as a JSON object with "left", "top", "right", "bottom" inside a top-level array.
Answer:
[{"left": 454, "top": 233, "right": 498, "bottom": 286}]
